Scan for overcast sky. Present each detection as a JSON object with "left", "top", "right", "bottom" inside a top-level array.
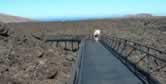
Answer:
[{"left": 0, "top": 0, "right": 166, "bottom": 20}]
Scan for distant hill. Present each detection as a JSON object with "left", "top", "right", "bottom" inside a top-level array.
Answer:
[
  {"left": 126, "top": 13, "right": 153, "bottom": 18},
  {"left": 0, "top": 13, "right": 33, "bottom": 23}
]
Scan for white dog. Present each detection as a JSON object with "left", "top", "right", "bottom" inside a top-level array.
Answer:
[{"left": 93, "top": 29, "right": 101, "bottom": 42}]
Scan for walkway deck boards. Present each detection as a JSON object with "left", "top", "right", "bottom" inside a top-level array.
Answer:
[{"left": 78, "top": 40, "right": 143, "bottom": 84}]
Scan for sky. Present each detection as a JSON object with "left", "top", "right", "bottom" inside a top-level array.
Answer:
[{"left": 0, "top": 0, "right": 166, "bottom": 20}]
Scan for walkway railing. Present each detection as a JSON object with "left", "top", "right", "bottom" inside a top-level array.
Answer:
[
  {"left": 46, "top": 35, "right": 88, "bottom": 51},
  {"left": 46, "top": 34, "right": 165, "bottom": 84},
  {"left": 46, "top": 35, "right": 88, "bottom": 84},
  {"left": 101, "top": 35, "right": 166, "bottom": 84}
]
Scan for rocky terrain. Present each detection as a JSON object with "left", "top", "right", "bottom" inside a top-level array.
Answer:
[
  {"left": 0, "top": 15, "right": 165, "bottom": 84},
  {"left": 0, "top": 23, "right": 76, "bottom": 84},
  {"left": 7, "top": 16, "right": 166, "bottom": 51}
]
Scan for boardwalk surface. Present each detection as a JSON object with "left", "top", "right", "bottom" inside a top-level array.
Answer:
[{"left": 78, "top": 40, "right": 143, "bottom": 84}]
